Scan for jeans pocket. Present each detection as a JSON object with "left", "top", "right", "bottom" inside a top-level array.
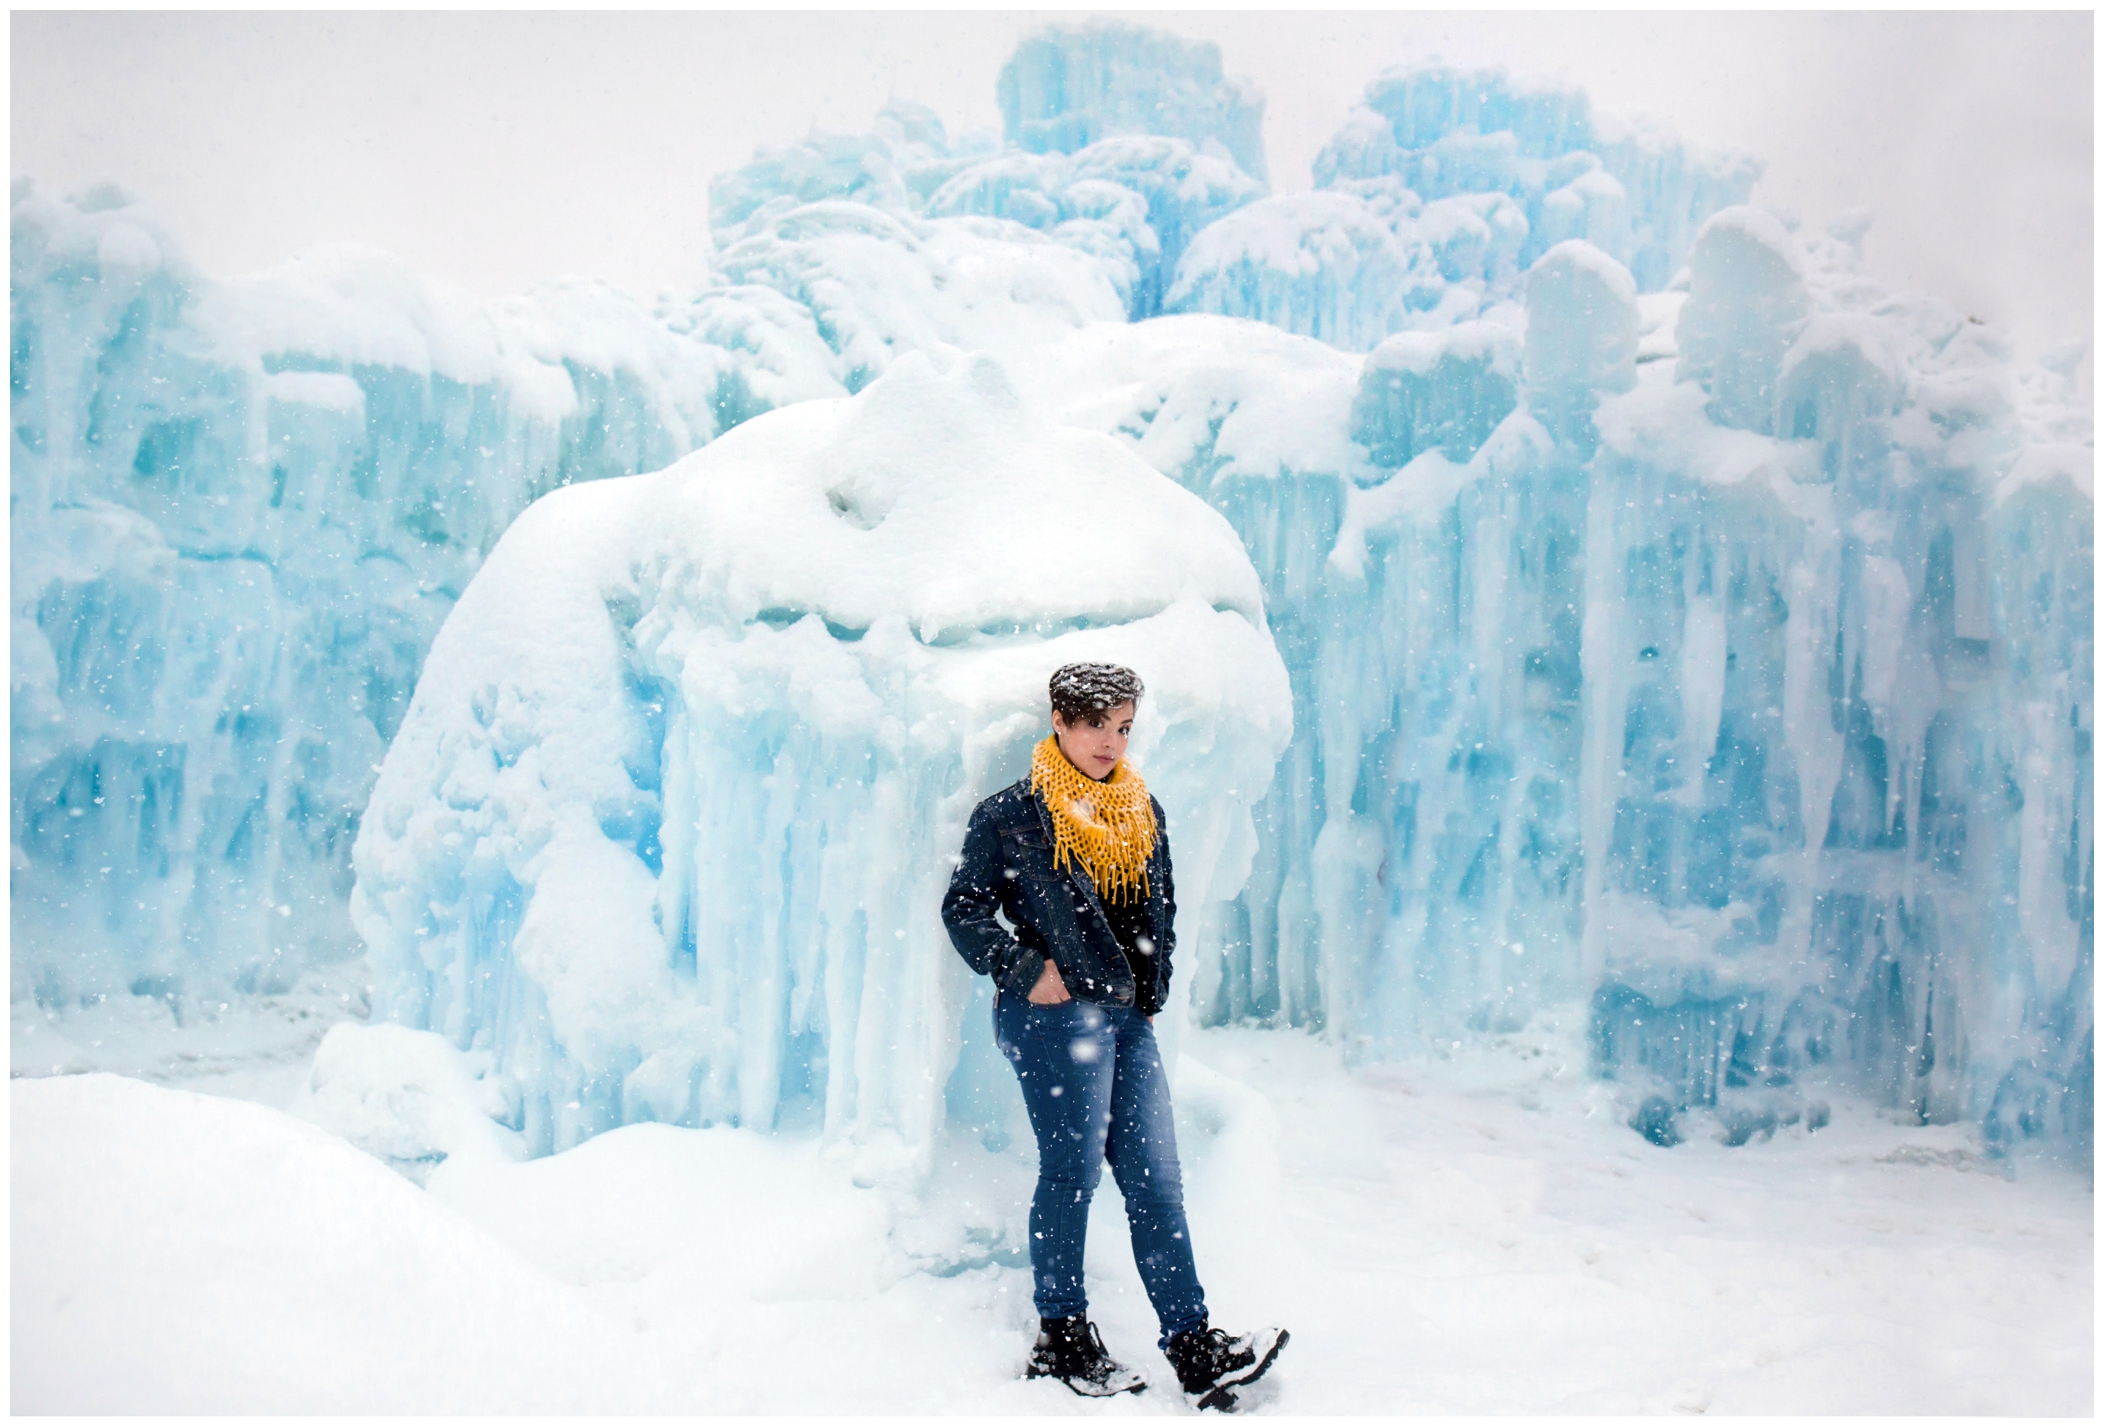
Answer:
[
  {"left": 1025, "top": 998, "right": 1097, "bottom": 1049},
  {"left": 1033, "top": 999, "right": 1112, "bottom": 1064}
]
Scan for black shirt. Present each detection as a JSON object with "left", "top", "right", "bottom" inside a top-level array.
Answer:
[{"left": 1103, "top": 889, "right": 1158, "bottom": 1012}]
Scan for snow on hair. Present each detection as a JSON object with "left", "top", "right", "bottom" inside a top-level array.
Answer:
[{"left": 1048, "top": 662, "right": 1145, "bottom": 721}]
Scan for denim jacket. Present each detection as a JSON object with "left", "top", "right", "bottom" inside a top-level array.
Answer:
[{"left": 940, "top": 776, "right": 1177, "bottom": 1015}]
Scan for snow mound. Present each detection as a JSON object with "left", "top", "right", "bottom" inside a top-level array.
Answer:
[
  {"left": 424, "top": 1118, "right": 898, "bottom": 1305},
  {"left": 1027, "top": 313, "right": 1366, "bottom": 489},
  {"left": 11, "top": 1073, "right": 679, "bottom": 1413},
  {"left": 289, "top": 1021, "right": 526, "bottom": 1182}
]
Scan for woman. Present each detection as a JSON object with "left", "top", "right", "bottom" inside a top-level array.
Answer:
[{"left": 942, "top": 661, "right": 1288, "bottom": 1409}]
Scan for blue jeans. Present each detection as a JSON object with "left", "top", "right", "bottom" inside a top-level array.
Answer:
[{"left": 994, "top": 990, "right": 1207, "bottom": 1346}]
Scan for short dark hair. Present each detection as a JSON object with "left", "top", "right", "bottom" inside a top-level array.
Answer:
[{"left": 1048, "top": 662, "right": 1145, "bottom": 722}]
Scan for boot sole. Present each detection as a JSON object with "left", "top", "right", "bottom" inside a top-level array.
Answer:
[
  {"left": 1026, "top": 1364, "right": 1148, "bottom": 1397},
  {"left": 1189, "top": 1327, "right": 1289, "bottom": 1412}
]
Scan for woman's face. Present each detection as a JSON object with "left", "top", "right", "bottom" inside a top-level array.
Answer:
[{"left": 1052, "top": 701, "right": 1135, "bottom": 780}]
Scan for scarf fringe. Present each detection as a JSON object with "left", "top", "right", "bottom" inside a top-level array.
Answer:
[{"left": 1031, "top": 735, "right": 1157, "bottom": 904}]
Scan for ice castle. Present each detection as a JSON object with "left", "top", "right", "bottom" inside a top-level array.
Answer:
[{"left": 12, "top": 22, "right": 2091, "bottom": 1167}]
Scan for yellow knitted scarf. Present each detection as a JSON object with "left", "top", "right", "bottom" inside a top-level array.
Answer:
[{"left": 1030, "top": 735, "right": 1157, "bottom": 904}]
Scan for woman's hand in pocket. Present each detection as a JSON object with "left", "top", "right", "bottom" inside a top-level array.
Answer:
[{"left": 1027, "top": 959, "right": 1071, "bottom": 1005}]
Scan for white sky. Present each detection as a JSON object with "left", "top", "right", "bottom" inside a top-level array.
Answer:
[{"left": 11, "top": 10, "right": 2093, "bottom": 360}]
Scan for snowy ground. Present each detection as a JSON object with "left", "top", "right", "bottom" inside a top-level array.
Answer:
[
  {"left": 11, "top": 959, "right": 371, "bottom": 1107},
  {"left": 12, "top": 987, "right": 2093, "bottom": 1415}
]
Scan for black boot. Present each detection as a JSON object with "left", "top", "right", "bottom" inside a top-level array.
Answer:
[
  {"left": 1024, "top": 1314, "right": 1148, "bottom": 1397},
  {"left": 1164, "top": 1320, "right": 1289, "bottom": 1411}
]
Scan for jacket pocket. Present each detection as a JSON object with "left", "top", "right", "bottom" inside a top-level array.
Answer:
[{"left": 1004, "top": 826, "right": 1060, "bottom": 882}]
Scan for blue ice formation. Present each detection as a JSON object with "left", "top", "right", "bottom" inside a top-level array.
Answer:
[
  {"left": 12, "top": 23, "right": 2092, "bottom": 1162},
  {"left": 1166, "top": 193, "right": 1447, "bottom": 352},
  {"left": 1351, "top": 320, "right": 1522, "bottom": 470},
  {"left": 1043, "top": 211, "right": 2091, "bottom": 1156},
  {"left": 705, "top": 199, "right": 1126, "bottom": 387},
  {"left": 1315, "top": 62, "right": 1761, "bottom": 292},
  {"left": 707, "top": 100, "right": 967, "bottom": 245},
  {"left": 9, "top": 181, "right": 735, "bottom": 1003},
  {"left": 1157, "top": 60, "right": 1750, "bottom": 353},
  {"left": 10, "top": 101, "right": 1146, "bottom": 1009},
  {"left": 706, "top": 101, "right": 1260, "bottom": 323},
  {"left": 998, "top": 20, "right": 1269, "bottom": 184}
]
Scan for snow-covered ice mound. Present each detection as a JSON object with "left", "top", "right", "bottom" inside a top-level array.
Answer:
[{"left": 352, "top": 351, "right": 1293, "bottom": 1168}]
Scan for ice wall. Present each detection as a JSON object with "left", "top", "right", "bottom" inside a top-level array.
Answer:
[
  {"left": 351, "top": 353, "right": 1292, "bottom": 1168},
  {"left": 14, "top": 22, "right": 2090, "bottom": 1160},
  {"left": 12, "top": 37, "right": 1254, "bottom": 1009},
  {"left": 1025, "top": 208, "right": 2090, "bottom": 1156},
  {"left": 705, "top": 200, "right": 1125, "bottom": 386},
  {"left": 1571, "top": 217, "right": 2093, "bottom": 1151},
  {"left": 10, "top": 182, "right": 740, "bottom": 1005},
  {"left": 11, "top": 128, "right": 1145, "bottom": 1008}
]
